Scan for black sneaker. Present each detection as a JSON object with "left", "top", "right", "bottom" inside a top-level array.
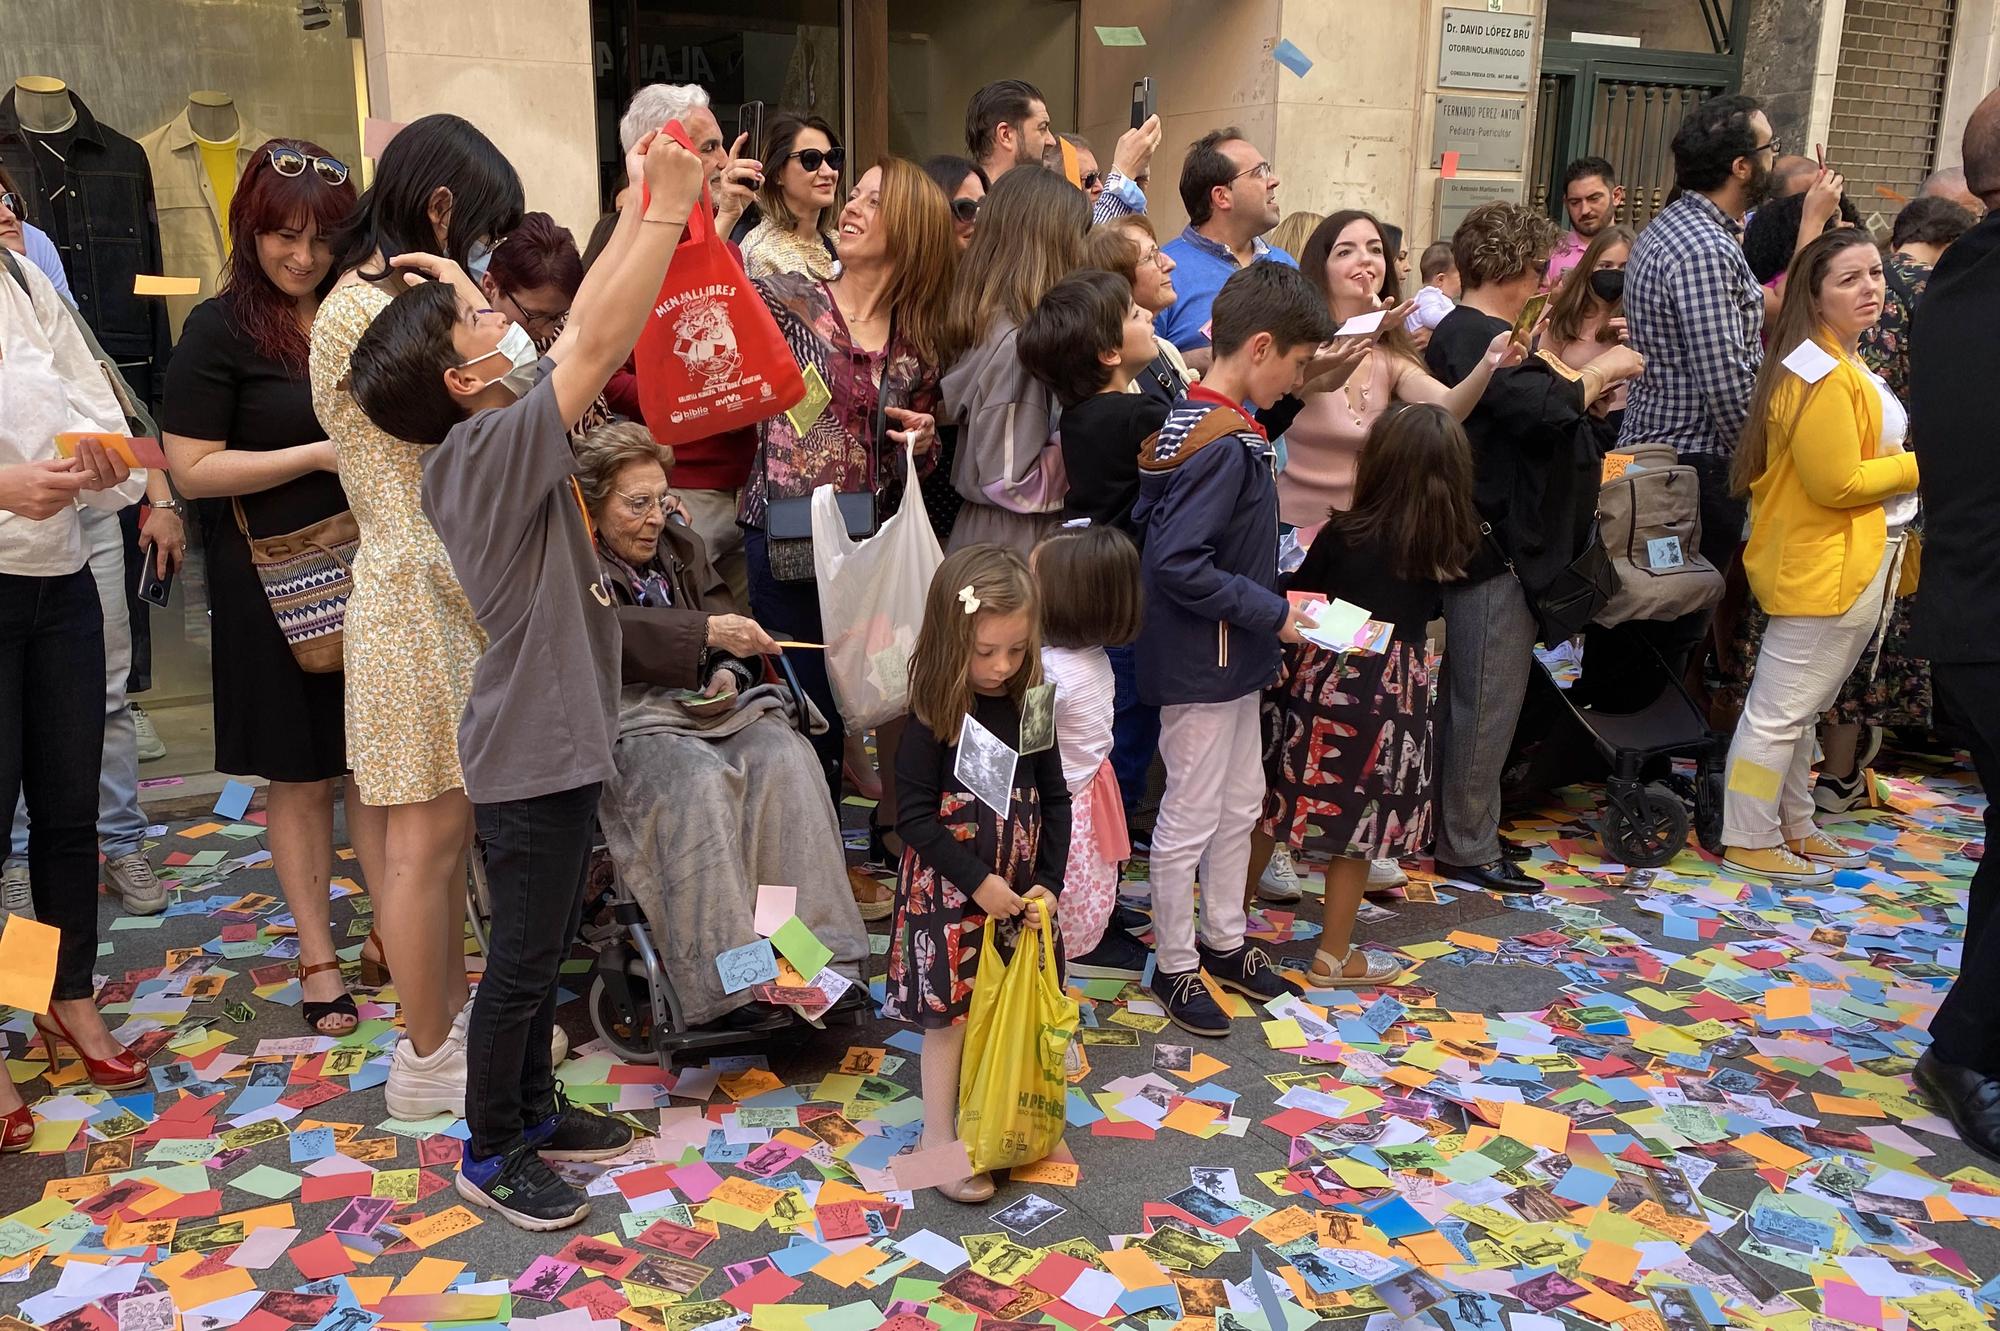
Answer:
[
  {"left": 457, "top": 1142, "right": 591, "bottom": 1231},
  {"left": 1150, "top": 968, "right": 1230, "bottom": 1038},
  {"left": 1070, "top": 927, "right": 1151, "bottom": 977},
  {"left": 1198, "top": 942, "right": 1303, "bottom": 1002},
  {"left": 524, "top": 1092, "right": 634, "bottom": 1163},
  {"left": 1110, "top": 901, "right": 1150, "bottom": 934}
]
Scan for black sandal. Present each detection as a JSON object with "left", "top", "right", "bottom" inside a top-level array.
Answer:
[{"left": 299, "top": 960, "right": 359, "bottom": 1035}]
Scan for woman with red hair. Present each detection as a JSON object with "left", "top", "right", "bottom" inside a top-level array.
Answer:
[{"left": 161, "top": 139, "right": 381, "bottom": 1035}]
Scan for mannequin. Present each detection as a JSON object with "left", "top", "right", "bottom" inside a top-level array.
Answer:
[
  {"left": 13, "top": 76, "right": 77, "bottom": 135},
  {"left": 186, "top": 90, "right": 239, "bottom": 145},
  {"left": 140, "top": 91, "right": 265, "bottom": 340}
]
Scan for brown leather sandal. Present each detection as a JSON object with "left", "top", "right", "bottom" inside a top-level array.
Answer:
[{"left": 357, "top": 930, "right": 390, "bottom": 989}]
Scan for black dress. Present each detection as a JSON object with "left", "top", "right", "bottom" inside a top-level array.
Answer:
[
  {"left": 1261, "top": 528, "right": 1442, "bottom": 861},
  {"left": 161, "top": 296, "right": 349, "bottom": 782}
]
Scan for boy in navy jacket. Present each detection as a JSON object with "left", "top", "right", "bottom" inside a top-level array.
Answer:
[{"left": 1133, "top": 262, "right": 1334, "bottom": 1036}]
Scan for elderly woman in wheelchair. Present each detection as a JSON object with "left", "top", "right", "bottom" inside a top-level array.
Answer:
[{"left": 574, "top": 423, "right": 870, "bottom": 1034}]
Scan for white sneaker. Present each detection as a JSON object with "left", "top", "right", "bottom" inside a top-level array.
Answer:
[
  {"left": 1257, "top": 845, "right": 1304, "bottom": 903},
  {"left": 453, "top": 1000, "right": 571, "bottom": 1069},
  {"left": 386, "top": 1030, "right": 468, "bottom": 1121},
  {"left": 130, "top": 705, "right": 165, "bottom": 762},
  {"left": 1367, "top": 859, "right": 1408, "bottom": 890},
  {"left": 103, "top": 852, "right": 167, "bottom": 915},
  {"left": 1, "top": 862, "right": 30, "bottom": 917}
]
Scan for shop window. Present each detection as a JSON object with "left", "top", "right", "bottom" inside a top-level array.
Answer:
[{"left": 886, "top": 0, "right": 1079, "bottom": 162}]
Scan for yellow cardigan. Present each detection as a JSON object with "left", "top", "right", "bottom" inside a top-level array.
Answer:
[{"left": 1741, "top": 340, "right": 1920, "bottom": 618}]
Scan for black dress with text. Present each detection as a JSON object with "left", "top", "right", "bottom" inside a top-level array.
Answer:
[
  {"left": 1261, "top": 527, "right": 1441, "bottom": 861},
  {"left": 883, "top": 692, "right": 1071, "bottom": 1028}
]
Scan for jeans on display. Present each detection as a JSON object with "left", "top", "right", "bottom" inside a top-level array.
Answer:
[
  {"left": 11, "top": 505, "right": 145, "bottom": 863},
  {"left": 743, "top": 527, "right": 842, "bottom": 800},
  {"left": 1106, "top": 643, "right": 1159, "bottom": 824},
  {"left": 0, "top": 567, "right": 108, "bottom": 999},
  {"left": 465, "top": 782, "right": 601, "bottom": 1158}
]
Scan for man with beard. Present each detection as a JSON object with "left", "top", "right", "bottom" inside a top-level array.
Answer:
[
  {"left": 966, "top": 80, "right": 1055, "bottom": 184},
  {"left": 1545, "top": 156, "right": 1624, "bottom": 288},
  {"left": 1619, "top": 94, "right": 1776, "bottom": 577}
]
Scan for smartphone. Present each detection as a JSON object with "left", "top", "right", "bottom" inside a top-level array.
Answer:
[
  {"left": 738, "top": 100, "right": 766, "bottom": 157},
  {"left": 1131, "top": 77, "right": 1156, "bottom": 130},
  {"left": 1511, "top": 291, "right": 1550, "bottom": 345},
  {"left": 137, "top": 557, "right": 173, "bottom": 609}
]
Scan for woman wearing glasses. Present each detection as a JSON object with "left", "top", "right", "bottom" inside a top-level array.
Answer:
[
  {"left": 577, "top": 423, "right": 869, "bottom": 1032},
  {"left": 161, "top": 140, "right": 372, "bottom": 1037},
  {"left": 310, "top": 114, "right": 524, "bottom": 1121},
  {"left": 921, "top": 156, "right": 987, "bottom": 252},
  {"left": 740, "top": 115, "right": 844, "bottom": 281}
]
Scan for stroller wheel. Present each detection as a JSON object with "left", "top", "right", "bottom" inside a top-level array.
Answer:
[
  {"left": 1601, "top": 781, "right": 1690, "bottom": 869},
  {"left": 588, "top": 972, "right": 656, "bottom": 1063},
  {"left": 1694, "top": 764, "right": 1727, "bottom": 855}
]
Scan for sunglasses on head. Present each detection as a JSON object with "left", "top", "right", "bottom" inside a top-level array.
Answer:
[
  {"left": 267, "top": 147, "right": 349, "bottom": 186},
  {"left": 785, "top": 146, "right": 845, "bottom": 173},
  {"left": 951, "top": 196, "right": 982, "bottom": 224}
]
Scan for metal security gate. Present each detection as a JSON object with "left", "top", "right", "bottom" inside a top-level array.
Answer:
[{"left": 1529, "top": 6, "right": 1747, "bottom": 230}]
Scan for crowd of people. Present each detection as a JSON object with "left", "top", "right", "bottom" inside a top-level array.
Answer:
[{"left": 3, "top": 69, "right": 2000, "bottom": 1218}]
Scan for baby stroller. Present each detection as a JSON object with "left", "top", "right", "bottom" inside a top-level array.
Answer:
[
  {"left": 466, "top": 653, "right": 864, "bottom": 1071},
  {"left": 1513, "top": 443, "right": 1730, "bottom": 868}
]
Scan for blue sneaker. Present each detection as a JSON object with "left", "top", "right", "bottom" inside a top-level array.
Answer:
[{"left": 456, "top": 1142, "right": 590, "bottom": 1231}]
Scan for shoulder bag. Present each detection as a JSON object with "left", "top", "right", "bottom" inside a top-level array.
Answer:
[{"left": 233, "top": 497, "right": 359, "bottom": 674}]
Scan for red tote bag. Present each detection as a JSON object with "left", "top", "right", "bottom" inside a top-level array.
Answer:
[{"left": 635, "top": 120, "right": 805, "bottom": 446}]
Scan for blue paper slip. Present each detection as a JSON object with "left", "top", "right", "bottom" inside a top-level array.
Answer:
[
  {"left": 1273, "top": 38, "right": 1314, "bottom": 76},
  {"left": 214, "top": 779, "right": 256, "bottom": 821},
  {"left": 715, "top": 939, "right": 780, "bottom": 994}
]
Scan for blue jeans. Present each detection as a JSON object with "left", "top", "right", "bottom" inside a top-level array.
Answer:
[
  {"left": 11, "top": 506, "right": 144, "bottom": 863},
  {"left": 1107, "top": 643, "right": 1159, "bottom": 823},
  {"left": 0, "top": 567, "right": 107, "bottom": 998}
]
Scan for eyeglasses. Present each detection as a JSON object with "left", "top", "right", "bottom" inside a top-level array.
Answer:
[
  {"left": 785, "top": 146, "right": 846, "bottom": 173},
  {"left": 951, "top": 196, "right": 982, "bottom": 224},
  {"left": 268, "top": 147, "right": 350, "bottom": 186},
  {"left": 615, "top": 489, "right": 675, "bottom": 518},
  {"left": 1081, "top": 171, "right": 1102, "bottom": 190},
  {"left": 1232, "top": 161, "right": 1275, "bottom": 182},
  {"left": 498, "top": 289, "right": 565, "bottom": 335},
  {"left": 1748, "top": 137, "right": 1782, "bottom": 159},
  {"left": 1136, "top": 247, "right": 1163, "bottom": 269},
  {"left": 0, "top": 191, "right": 21, "bottom": 219}
]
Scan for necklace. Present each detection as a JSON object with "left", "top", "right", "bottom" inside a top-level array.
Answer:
[{"left": 1341, "top": 349, "right": 1375, "bottom": 428}]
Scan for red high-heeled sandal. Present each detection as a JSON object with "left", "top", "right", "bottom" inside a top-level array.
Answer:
[
  {"left": 34, "top": 1008, "right": 148, "bottom": 1091},
  {"left": 0, "top": 1100, "right": 31, "bottom": 1153}
]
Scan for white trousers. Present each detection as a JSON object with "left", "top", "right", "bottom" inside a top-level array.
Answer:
[
  {"left": 1148, "top": 693, "right": 1263, "bottom": 973},
  {"left": 1722, "top": 549, "right": 1892, "bottom": 848}
]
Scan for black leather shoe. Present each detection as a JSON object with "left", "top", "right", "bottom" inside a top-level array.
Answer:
[
  {"left": 1500, "top": 837, "right": 1530, "bottom": 862},
  {"left": 1435, "top": 859, "right": 1541, "bottom": 894},
  {"left": 1915, "top": 1051, "right": 2000, "bottom": 1164}
]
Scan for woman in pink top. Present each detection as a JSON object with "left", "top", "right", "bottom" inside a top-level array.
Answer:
[
  {"left": 1543, "top": 225, "right": 1635, "bottom": 418},
  {"left": 1277, "top": 211, "right": 1513, "bottom": 530}
]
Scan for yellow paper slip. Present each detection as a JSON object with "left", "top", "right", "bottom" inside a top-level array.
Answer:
[
  {"left": 0, "top": 914, "right": 60, "bottom": 1015},
  {"left": 133, "top": 275, "right": 202, "bottom": 296}
]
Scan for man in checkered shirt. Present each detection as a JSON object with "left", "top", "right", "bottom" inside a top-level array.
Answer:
[{"left": 1619, "top": 93, "right": 1779, "bottom": 575}]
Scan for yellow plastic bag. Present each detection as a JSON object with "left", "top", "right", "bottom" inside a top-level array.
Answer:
[{"left": 957, "top": 900, "right": 1078, "bottom": 1173}]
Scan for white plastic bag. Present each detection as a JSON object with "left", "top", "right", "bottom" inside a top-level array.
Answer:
[{"left": 811, "top": 444, "right": 943, "bottom": 732}]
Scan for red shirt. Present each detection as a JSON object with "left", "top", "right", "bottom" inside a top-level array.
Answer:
[{"left": 1186, "top": 383, "right": 1268, "bottom": 440}]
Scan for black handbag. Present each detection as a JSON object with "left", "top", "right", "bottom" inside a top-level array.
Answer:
[
  {"left": 1482, "top": 522, "right": 1617, "bottom": 645},
  {"left": 762, "top": 320, "right": 894, "bottom": 583}
]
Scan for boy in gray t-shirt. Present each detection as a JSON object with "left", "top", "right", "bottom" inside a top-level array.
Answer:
[{"left": 346, "top": 128, "right": 706, "bottom": 1232}]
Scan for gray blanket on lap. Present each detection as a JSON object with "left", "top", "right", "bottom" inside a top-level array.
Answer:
[{"left": 596, "top": 682, "right": 869, "bottom": 1026}]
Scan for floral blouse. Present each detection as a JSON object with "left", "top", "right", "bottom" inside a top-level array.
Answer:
[
  {"left": 739, "top": 273, "right": 939, "bottom": 530},
  {"left": 1858, "top": 250, "right": 1930, "bottom": 407}
]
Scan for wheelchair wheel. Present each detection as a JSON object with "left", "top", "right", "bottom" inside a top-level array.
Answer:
[
  {"left": 465, "top": 844, "right": 492, "bottom": 958},
  {"left": 1600, "top": 781, "right": 1689, "bottom": 869},
  {"left": 589, "top": 972, "right": 656, "bottom": 1063}
]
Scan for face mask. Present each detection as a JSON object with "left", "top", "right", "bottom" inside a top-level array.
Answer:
[
  {"left": 1589, "top": 269, "right": 1625, "bottom": 303},
  {"left": 456, "top": 322, "right": 541, "bottom": 395},
  {"left": 466, "top": 239, "right": 495, "bottom": 281}
]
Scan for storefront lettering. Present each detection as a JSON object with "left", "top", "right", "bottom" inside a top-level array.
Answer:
[{"left": 595, "top": 40, "right": 724, "bottom": 84}]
